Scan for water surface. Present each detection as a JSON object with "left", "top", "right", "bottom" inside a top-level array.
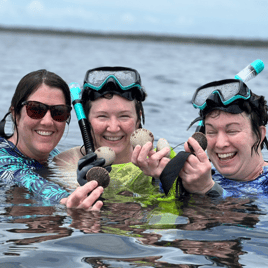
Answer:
[{"left": 1, "top": 31, "right": 268, "bottom": 267}]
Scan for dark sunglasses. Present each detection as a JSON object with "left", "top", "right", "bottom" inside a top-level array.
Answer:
[{"left": 21, "top": 101, "right": 72, "bottom": 122}]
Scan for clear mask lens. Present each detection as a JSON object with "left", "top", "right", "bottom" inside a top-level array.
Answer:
[
  {"left": 87, "top": 71, "right": 137, "bottom": 87},
  {"left": 195, "top": 82, "right": 241, "bottom": 106}
]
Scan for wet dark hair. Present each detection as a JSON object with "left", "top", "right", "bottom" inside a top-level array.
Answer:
[
  {"left": 0, "top": 69, "right": 71, "bottom": 140},
  {"left": 203, "top": 92, "right": 268, "bottom": 154}
]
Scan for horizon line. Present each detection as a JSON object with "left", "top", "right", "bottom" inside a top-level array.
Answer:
[{"left": 1, "top": 25, "right": 268, "bottom": 47}]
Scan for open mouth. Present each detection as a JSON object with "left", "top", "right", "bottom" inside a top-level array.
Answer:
[
  {"left": 217, "top": 152, "right": 236, "bottom": 161},
  {"left": 36, "top": 130, "right": 53, "bottom": 136},
  {"left": 104, "top": 136, "right": 123, "bottom": 141}
]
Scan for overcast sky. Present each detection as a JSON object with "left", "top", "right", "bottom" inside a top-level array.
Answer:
[{"left": 0, "top": 0, "right": 268, "bottom": 39}]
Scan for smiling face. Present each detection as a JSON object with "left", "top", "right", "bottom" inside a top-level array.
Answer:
[
  {"left": 205, "top": 110, "right": 266, "bottom": 181},
  {"left": 88, "top": 95, "right": 140, "bottom": 164},
  {"left": 9, "top": 84, "right": 67, "bottom": 163}
]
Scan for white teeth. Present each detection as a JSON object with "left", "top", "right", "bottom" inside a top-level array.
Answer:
[
  {"left": 36, "top": 131, "right": 53, "bottom": 136},
  {"left": 218, "top": 153, "right": 235, "bottom": 159},
  {"left": 104, "top": 136, "right": 122, "bottom": 141}
]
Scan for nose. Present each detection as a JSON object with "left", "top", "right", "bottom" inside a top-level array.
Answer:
[
  {"left": 106, "top": 117, "right": 120, "bottom": 132},
  {"left": 40, "top": 110, "right": 54, "bottom": 125},
  {"left": 215, "top": 131, "right": 230, "bottom": 149}
]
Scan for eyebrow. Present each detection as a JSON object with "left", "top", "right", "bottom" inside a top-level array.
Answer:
[{"left": 205, "top": 122, "right": 241, "bottom": 128}]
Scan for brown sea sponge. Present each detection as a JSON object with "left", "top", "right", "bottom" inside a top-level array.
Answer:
[
  {"left": 188, "top": 132, "right": 207, "bottom": 153},
  {"left": 86, "top": 167, "right": 110, "bottom": 188}
]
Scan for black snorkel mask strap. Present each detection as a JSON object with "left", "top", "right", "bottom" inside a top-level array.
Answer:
[{"left": 0, "top": 112, "right": 13, "bottom": 139}]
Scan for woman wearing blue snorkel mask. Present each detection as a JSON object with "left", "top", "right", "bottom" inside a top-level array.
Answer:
[
  {"left": 54, "top": 67, "right": 173, "bottom": 201},
  {"left": 179, "top": 79, "right": 268, "bottom": 198}
]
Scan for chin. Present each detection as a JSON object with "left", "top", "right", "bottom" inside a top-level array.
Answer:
[
  {"left": 217, "top": 167, "right": 236, "bottom": 178},
  {"left": 37, "top": 146, "right": 54, "bottom": 155}
]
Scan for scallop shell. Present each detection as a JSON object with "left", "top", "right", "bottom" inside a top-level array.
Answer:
[
  {"left": 188, "top": 132, "right": 207, "bottom": 153},
  {"left": 130, "top": 129, "right": 154, "bottom": 148},
  {"left": 156, "top": 138, "right": 170, "bottom": 158},
  {"left": 95, "top": 146, "right": 116, "bottom": 166},
  {"left": 86, "top": 166, "right": 110, "bottom": 188}
]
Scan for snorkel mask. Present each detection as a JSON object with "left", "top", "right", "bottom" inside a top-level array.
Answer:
[
  {"left": 82, "top": 66, "right": 146, "bottom": 102},
  {"left": 82, "top": 66, "right": 146, "bottom": 125},
  {"left": 190, "top": 79, "right": 260, "bottom": 133}
]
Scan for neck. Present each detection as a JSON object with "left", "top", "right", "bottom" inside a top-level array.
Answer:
[
  {"left": 243, "top": 161, "right": 264, "bottom": 181},
  {"left": 8, "top": 134, "right": 48, "bottom": 165},
  {"left": 113, "top": 146, "right": 133, "bottom": 165},
  {"left": 238, "top": 153, "right": 265, "bottom": 182}
]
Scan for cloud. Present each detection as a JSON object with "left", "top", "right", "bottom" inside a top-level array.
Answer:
[
  {"left": 26, "top": 1, "right": 44, "bottom": 15},
  {"left": 144, "top": 15, "right": 159, "bottom": 25},
  {"left": 174, "top": 16, "right": 194, "bottom": 27},
  {"left": 121, "top": 13, "right": 135, "bottom": 24},
  {"left": 0, "top": 0, "right": 10, "bottom": 13},
  {"left": 0, "top": 0, "right": 267, "bottom": 39}
]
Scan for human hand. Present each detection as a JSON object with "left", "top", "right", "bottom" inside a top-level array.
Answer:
[
  {"left": 179, "top": 137, "right": 214, "bottom": 194},
  {"left": 131, "top": 141, "right": 170, "bottom": 179},
  {"left": 60, "top": 180, "right": 104, "bottom": 211},
  {"left": 77, "top": 152, "right": 112, "bottom": 186}
]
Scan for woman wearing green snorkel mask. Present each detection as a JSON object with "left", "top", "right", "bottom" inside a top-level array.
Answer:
[{"left": 179, "top": 79, "right": 268, "bottom": 198}]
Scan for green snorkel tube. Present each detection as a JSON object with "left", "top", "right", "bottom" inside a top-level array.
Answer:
[{"left": 69, "top": 82, "right": 95, "bottom": 154}]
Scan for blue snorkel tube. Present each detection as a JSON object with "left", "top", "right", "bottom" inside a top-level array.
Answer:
[
  {"left": 69, "top": 82, "right": 95, "bottom": 154},
  {"left": 195, "top": 59, "right": 265, "bottom": 133},
  {"left": 235, "top": 59, "right": 264, "bottom": 82}
]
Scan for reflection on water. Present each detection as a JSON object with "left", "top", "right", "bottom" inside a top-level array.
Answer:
[
  {"left": 1, "top": 184, "right": 268, "bottom": 267},
  {"left": 1, "top": 31, "right": 268, "bottom": 267}
]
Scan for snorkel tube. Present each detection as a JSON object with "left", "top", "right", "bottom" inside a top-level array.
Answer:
[
  {"left": 69, "top": 82, "right": 95, "bottom": 154},
  {"left": 195, "top": 59, "right": 265, "bottom": 132},
  {"left": 235, "top": 59, "right": 264, "bottom": 82}
]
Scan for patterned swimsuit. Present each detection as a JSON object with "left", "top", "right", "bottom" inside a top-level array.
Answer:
[{"left": 0, "top": 137, "right": 70, "bottom": 203}]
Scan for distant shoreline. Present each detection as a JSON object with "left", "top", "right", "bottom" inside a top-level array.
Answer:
[{"left": 1, "top": 25, "right": 268, "bottom": 47}]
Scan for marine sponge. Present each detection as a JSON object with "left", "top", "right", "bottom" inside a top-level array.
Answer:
[
  {"left": 95, "top": 146, "right": 116, "bottom": 166},
  {"left": 188, "top": 132, "right": 207, "bottom": 153},
  {"left": 86, "top": 166, "right": 110, "bottom": 188},
  {"left": 130, "top": 129, "right": 154, "bottom": 148},
  {"left": 156, "top": 138, "right": 170, "bottom": 158}
]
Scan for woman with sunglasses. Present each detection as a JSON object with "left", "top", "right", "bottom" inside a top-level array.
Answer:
[
  {"left": 176, "top": 78, "right": 268, "bottom": 198},
  {"left": 55, "top": 67, "right": 173, "bottom": 198},
  {"left": 0, "top": 69, "right": 104, "bottom": 210}
]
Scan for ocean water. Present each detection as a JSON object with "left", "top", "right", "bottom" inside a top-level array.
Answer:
[{"left": 1, "top": 31, "right": 268, "bottom": 267}]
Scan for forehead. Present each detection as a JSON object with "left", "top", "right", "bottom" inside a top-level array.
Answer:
[
  {"left": 28, "top": 84, "right": 66, "bottom": 103},
  {"left": 90, "top": 95, "right": 136, "bottom": 112},
  {"left": 205, "top": 110, "right": 250, "bottom": 127}
]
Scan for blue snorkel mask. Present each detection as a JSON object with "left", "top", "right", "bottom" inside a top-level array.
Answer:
[
  {"left": 82, "top": 66, "right": 146, "bottom": 102},
  {"left": 190, "top": 60, "right": 265, "bottom": 133},
  {"left": 82, "top": 66, "right": 146, "bottom": 125},
  {"left": 189, "top": 79, "right": 259, "bottom": 133},
  {"left": 192, "top": 79, "right": 251, "bottom": 111}
]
